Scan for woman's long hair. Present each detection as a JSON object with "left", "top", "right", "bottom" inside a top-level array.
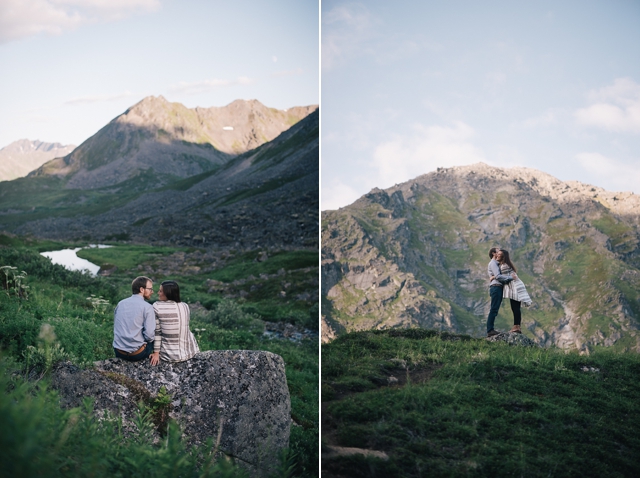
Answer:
[
  {"left": 498, "top": 249, "right": 517, "bottom": 273},
  {"left": 161, "top": 280, "right": 181, "bottom": 302}
]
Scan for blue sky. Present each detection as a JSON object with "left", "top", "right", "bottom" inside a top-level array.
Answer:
[
  {"left": 0, "top": 0, "right": 319, "bottom": 147},
  {"left": 321, "top": 0, "right": 640, "bottom": 209}
]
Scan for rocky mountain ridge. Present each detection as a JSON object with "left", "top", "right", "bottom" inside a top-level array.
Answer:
[
  {"left": 30, "top": 96, "right": 317, "bottom": 189},
  {"left": 322, "top": 163, "right": 640, "bottom": 352},
  {"left": 0, "top": 139, "right": 75, "bottom": 181},
  {"left": 4, "top": 109, "right": 319, "bottom": 253}
]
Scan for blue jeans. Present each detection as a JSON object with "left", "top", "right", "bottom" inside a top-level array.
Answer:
[
  {"left": 487, "top": 286, "right": 503, "bottom": 332},
  {"left": 114, "top": 341, "right": 154, "bottom": 362}
]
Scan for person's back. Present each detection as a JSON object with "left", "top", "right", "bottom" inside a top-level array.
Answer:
[
  {"left": 152, "top": 300, "right": 199, "bottom": 362},
  {"left": 150, "top": 280, "right": 199, "bottom": 365},
  {"left": 113, "top": 276, "right": 156, "bottom": 362}
]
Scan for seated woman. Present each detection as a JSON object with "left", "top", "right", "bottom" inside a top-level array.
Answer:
[{"left": 149, "top": 280, "right": 200, "bottom": 366}]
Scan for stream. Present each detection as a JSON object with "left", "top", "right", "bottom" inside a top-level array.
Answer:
[{"left": 40, "top": 244, "right": 112, "bottom": 276}]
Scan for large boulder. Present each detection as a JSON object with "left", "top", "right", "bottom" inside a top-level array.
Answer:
[{"left": 51, "top": 350, "right": 290, "bottom": 475}]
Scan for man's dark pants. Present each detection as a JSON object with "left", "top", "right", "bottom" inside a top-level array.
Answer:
[
  {"left": 114, "top": 341, "right": 154, "bottom": 362},
  {"left": 487, "top": 285, "right": 503, "bottom": 333}
]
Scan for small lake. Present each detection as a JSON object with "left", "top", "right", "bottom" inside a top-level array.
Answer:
[{"left": 40, "top": 244, "right": 112, "bottom": 277}]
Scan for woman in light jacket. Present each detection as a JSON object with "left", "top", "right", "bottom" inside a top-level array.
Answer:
[{"left": 149, "top": 280, "right": 199, "bottom": 365}]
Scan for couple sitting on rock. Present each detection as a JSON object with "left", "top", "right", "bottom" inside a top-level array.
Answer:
[
  {"left": 486, "top": 248, "right": 532, "bottom": 338},
  {"left": 113, "top": 276, "right": 200, "bottom": 365}
]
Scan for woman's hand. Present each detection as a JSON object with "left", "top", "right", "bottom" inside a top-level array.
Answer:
[
  {"left": 149, "top": 352, "right": 160, "bottom": 366},
  {"left": 489, "top": 276, "right": 495, "bottom": 281}
]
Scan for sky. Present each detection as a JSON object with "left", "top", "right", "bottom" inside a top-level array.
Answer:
[
  {"left": 321, "top": 0, "right": 640, "bottom": 210},
  {"left": 0, "top": 0, "right": 319, "bottom": 147}
]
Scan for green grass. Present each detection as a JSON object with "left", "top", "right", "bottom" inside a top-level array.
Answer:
[
  {"left": 322, "top": 329, "right": 640, "bottom": 477},
  {"left": 78, "top": 244, "right": 318, "bottom": 326},
  {"left": 207, "top": 250, "right": 317, "bottom": 282},
  {"left": 76, "top": 244, "right": 186, "bottom": 272}
]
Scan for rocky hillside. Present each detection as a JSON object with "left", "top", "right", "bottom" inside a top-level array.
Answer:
[
  {"left": 4, "top": 110, "right": 319, "bottom": 252},
  {"left": 30, "top": 96, "right": 317, "bottom": 189},
  {"left": 322, "top": 163, "right": 640, "bottom": 352},
  {"left": 0, "top": 139, "right": 75, "bottom": 181}
]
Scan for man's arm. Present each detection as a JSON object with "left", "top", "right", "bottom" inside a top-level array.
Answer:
[
  {"left": 489, "top": 261, "right": 513, "bottom": 283},
  {"left": 142, "top": 305, "right": 156, "bottom": 342},
  {"left": 150, "top": 305, "right": 162, "bottom": 365}
]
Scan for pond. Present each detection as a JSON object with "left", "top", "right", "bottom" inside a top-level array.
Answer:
[{"left": 40, "top": 244, "right": 112, "bottom": 277}]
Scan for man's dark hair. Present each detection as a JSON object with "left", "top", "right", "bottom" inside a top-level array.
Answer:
[
  {"left": 489, "top": 247, "right": 498, "bottom": 259},
  {"left": 132, "top": 276, "right": 152, "bottom": 294},
  {"left": 161, "top": 280, "right": 181, "bottom": 302}
]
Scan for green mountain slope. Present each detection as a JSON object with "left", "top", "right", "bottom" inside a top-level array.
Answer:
[{"left": 322, "top": 163, "right": 640, "bottom": 351}]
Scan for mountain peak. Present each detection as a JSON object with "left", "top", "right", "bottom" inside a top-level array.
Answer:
[
  {"left": 0, "top": 139, "right": 76, "bottom": 180},
  {"left": 137, "top": 95, "right": 168, "bottom": 104}
]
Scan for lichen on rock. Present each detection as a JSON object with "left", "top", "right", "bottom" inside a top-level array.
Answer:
[{"left": 51, "top": 350, "right": 291, "bottom": 476}]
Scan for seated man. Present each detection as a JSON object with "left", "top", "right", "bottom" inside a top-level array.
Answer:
[{"left": 113, "top": 276, "right": 155, "bottom": 362}]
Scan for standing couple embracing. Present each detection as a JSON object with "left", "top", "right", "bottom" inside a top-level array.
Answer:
[{"left": 486, "top": 247, "right": 532, "bottom": 337}]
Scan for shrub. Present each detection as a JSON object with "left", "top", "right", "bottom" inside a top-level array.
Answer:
[{"left": 205, "top": 299, "right": 262, "bottom": 332}]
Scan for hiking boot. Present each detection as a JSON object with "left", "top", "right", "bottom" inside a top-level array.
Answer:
[
  {"left": 487, "top": 329, "right": 500, "bottom": 337},
  {"left": 509, "top": 325, "right": 522, "bottom": 334}
]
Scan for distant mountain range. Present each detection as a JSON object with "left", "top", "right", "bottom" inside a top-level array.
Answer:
[
  {"left": 322, "top": 163, "right": 640, "bottom": 352},
  {"left": 0, "top": 97, "right": 318, "bottom": 252},
  {"left": 30, "top": 96, "right": 316, "bottom": 189},
  {"left": 0, "top": 140, "right": 75, "bottom": 181}
]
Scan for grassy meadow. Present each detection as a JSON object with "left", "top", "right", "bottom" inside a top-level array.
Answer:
[
  {"left": 322, "top": 329, "right": 640, "bottom": 477},
  {"left": 0, "top": 237, "right": 318, "bottom": 477}
]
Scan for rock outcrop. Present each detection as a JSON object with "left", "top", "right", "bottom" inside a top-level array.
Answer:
[
  {"left": 486, "top": 332, "right": 540, "bottom": 347},
  {"left": 51, "top": 350, "right": 291, "bottom": 476}
]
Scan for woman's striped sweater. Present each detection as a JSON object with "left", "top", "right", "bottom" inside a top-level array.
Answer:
[
  {"left": 499, "top": 263, "right": 533, "bottom": 307},
  {"left": 152, "top": 300, "right": 200, "bottom": 362}
]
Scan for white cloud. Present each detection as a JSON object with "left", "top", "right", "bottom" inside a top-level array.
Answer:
[
  {"left": 575, "top": 152, "right": 640, "bottom": 193},
  {"left": 64, "top": 90, "right": 135, "bottom": 105},
  {"left": 0, "top": 0, "right": 160, "bottom": 44},
  {"left": 321, "top": 178, "right": 362, "bottom": 211},
  {"left": 575, "top": 78, "right": 640, "bottom": 133},
  {"left": 169, "top": 77, "right": 255, "bottom": 96},
  {"left": 371, "top": 122, "right": 486, "bottom": 188}
]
